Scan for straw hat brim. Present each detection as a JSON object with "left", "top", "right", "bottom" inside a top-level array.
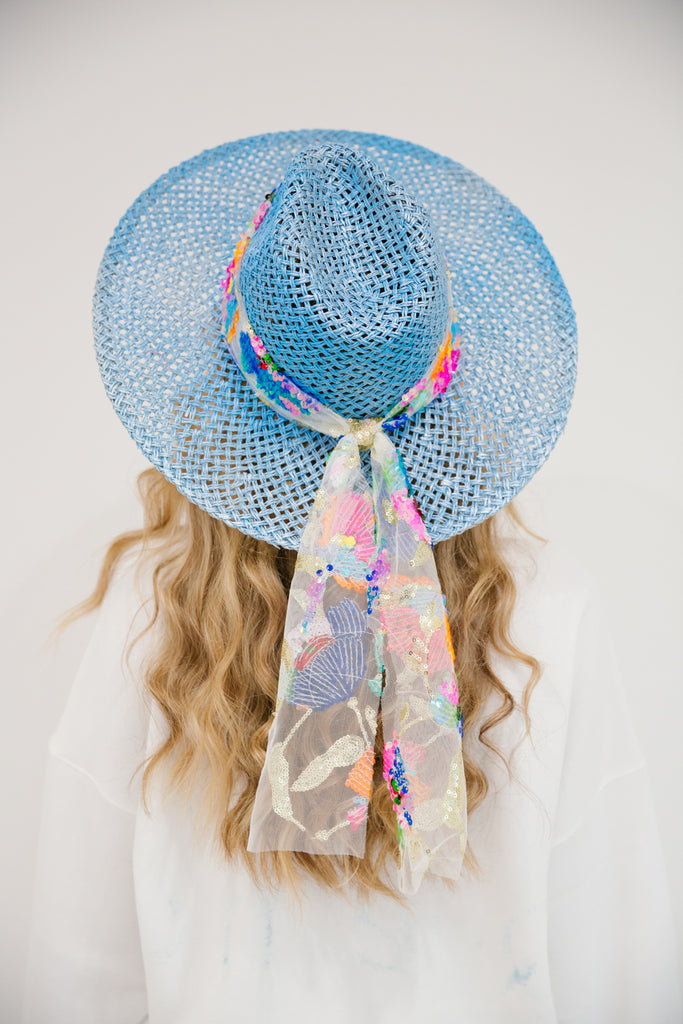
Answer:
[{"left": 94, "top": 129, "right": 577, "bottom": 548}]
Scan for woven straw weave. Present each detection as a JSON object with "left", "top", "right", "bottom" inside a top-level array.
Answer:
[
  {"left": 94, "top": 130, "right": 577, "bottom": 549},
  {"left": 240, "top": 144, "right": 451, "bottom": 418}
]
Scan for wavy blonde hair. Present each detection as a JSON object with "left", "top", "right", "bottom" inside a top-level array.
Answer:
[{"left": 71, "top": 467, "right": 540, "bottom": 898}]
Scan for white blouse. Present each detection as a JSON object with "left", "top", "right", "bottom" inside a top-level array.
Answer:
[{"left": 23, "top": 536, "right": 681, "bottom": 1023}]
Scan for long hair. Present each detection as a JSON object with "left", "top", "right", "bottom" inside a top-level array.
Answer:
[{"left": 70, "top": 467, "right": 540, "bottom": 898}]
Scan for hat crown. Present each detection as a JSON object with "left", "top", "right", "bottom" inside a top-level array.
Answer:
[{"left": 239, "top": 144, "right": 451, "bottom": 418}]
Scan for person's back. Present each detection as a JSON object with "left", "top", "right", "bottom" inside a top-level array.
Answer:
[{"left": 23, "top": 133, "right": 681, "bottom": 1022}]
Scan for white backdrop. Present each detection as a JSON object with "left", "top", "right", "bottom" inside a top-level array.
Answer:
[{"left": 2, "top": 0, "right": 681, "bottom": 1016}]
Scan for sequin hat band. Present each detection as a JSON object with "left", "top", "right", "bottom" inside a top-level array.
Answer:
[{"left": 221, "top": 191, "right": 467, "bottom": 894}]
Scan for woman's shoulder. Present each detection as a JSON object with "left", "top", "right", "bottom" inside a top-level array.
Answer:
[
  {"left": 48, "top": 542, "right": 161, "bottom": 812},
  {"left": 504, "top": 521, "right": 593, "bottom": 582},
  {"left": 498, "top": 524, "right": 601, "bottom": 659},
  {"left": 104, "top": 540, "right": 159, "bottom": 610}
]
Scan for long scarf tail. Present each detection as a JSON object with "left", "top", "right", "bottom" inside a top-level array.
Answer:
[{"left": 248, "top": 429, "right": 466, "bottom": 893}]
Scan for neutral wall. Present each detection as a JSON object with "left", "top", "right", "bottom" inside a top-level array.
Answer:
[{"left": 2, "top": 0, "right": 681, "bottom": 1017}]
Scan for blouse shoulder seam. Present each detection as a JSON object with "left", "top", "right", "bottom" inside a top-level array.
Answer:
[
  {"left": 550, "top": 758, "right": 648, "bottom": 849},
  {"left": 46, "top": 737, "right": 140, "bottom": 816}
]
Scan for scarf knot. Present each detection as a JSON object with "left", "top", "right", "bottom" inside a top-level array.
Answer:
[{"left": 349, "top": 418, "right": 382, "bottom": 449}]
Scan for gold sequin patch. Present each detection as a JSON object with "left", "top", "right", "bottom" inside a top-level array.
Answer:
[
  {"left": 291, "top": 734, "right": 365, "bottom": 792},
  {"left": 382, "top": 497, "right": 398, "bottom": 525},
  {"left": 295, "top": 553, "right": 325, "bottom": 575},
  {"left": 410, "top": 540, "right": 431, "bottom": 567},
  {"left": 441, "top": 752, "right": 465, "bottom": 832}
]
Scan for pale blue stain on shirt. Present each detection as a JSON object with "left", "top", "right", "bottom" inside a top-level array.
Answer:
[{"left": 508, "top": 963, "right": 536, "bottom": 988}]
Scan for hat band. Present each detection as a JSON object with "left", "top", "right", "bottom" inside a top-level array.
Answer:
[{"left": 220, "top": 196, "right": 467, "bottom": 893}]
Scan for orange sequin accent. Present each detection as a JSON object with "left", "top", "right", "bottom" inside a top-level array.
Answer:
[{"left": 345, "top": 746, "right": 375, "bottom": 800}]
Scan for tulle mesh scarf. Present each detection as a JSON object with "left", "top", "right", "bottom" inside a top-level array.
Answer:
[{"left": 221, "top": 194, "right": 467, "bottom": 894}]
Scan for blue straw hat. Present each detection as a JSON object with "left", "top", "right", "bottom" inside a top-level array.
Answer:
[{"left": 94, "top": 130, "right": 577, "bottom": 548}]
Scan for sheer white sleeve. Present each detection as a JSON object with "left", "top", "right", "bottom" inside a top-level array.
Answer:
[
  {"left": 23, "top": 559, "right": 153, "bottom": 1023},
  {"left": 547, "top": 588, "right": 681, "bottom": 1022}
]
